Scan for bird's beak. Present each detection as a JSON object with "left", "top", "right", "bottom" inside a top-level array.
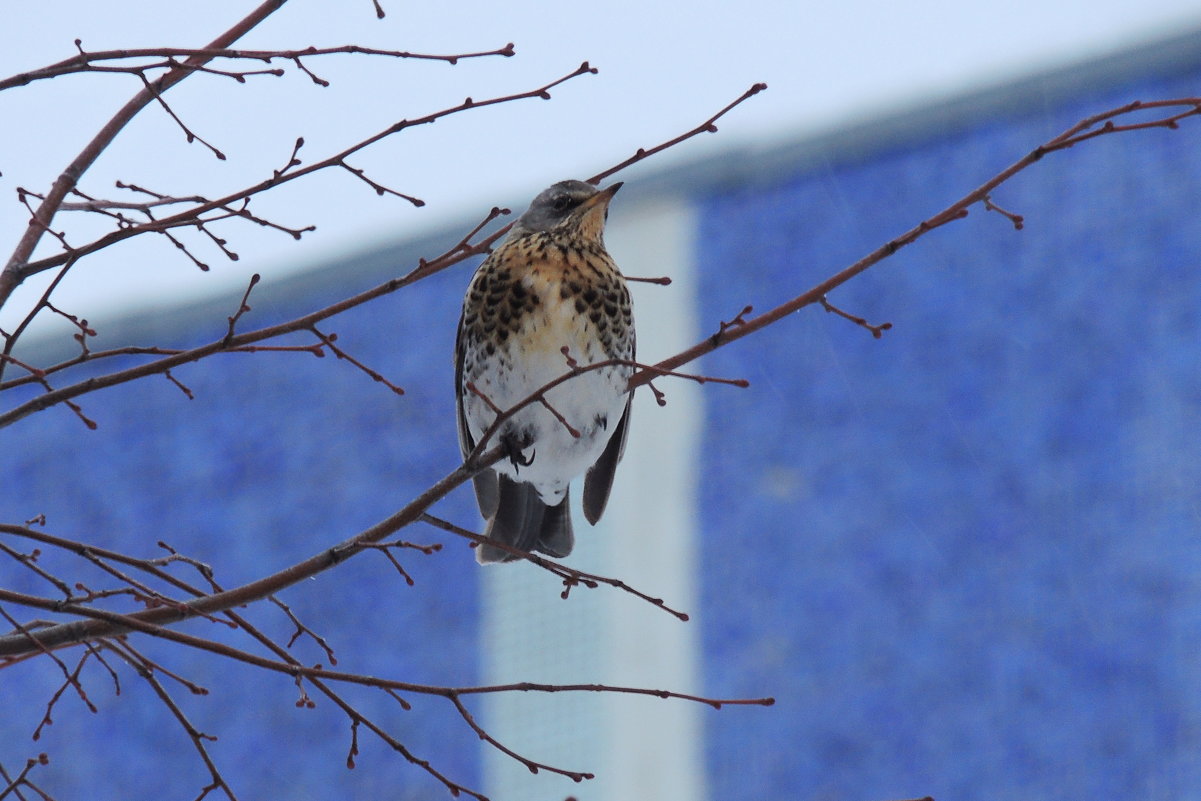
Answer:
[
  {"left": 573, "top": 182, "right": 622, "bottom": 240},
  {"left": 579, "top": 181, "right": 623, "bottom": 212}
]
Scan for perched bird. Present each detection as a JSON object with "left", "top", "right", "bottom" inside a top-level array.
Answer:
[{"left": 455, "top": 180, "right": 635, "bottom": 563}]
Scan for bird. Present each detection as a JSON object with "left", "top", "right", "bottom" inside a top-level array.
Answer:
[{"left": 455, "top": 179, "right": 635, "bottom": 564}]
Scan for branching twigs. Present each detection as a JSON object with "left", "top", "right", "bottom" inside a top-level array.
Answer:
[
  {"left": 0, "top": 589, "right": 773, "bottom": 707},
  {"left": 271, "top": 595, "right": 338, "bottom": 664},
  {"left": 135, "top": 71, "right": 227, "bottom": 160},
  {"left": 629, "top": 96, "right": 1201, "bottom": 390},
  {"left": 0, "top": 343, "right": 322, "bottom": 393},
  {"left": 0, "top": 62, "right": 600, "bottom": 410},
  {"left": 0, "top": 441, "right": 501, "bottom": 656},
  {"left": 223, "top": 273, "right": 260, "bottom": 345},
  {"left": 217, "top": 607, "right": 484, "bottom": 800},
  {"left": 0, "top": 0, "right": 290, "bottom": 306},
  {"left": 0, "top": 524, "right": 238, "bottom": 660},
  {"left": 0, "top": 258, "right": 76, "bottom": 387},
  {"left": 0, "top": 75, "right": 766, "bottom": 427},
  {"left": 104, "top": 640, "right": 237, "bottom": 801},
  {"left": 0, "top": 753, "right": 51, "bottom": 801},
  {"left": 13, "top": 61, "right": 599, "bottom": 285},
  {"left": 417, "top": 513, "right": 694, "bottom": 621},
  {"left": 0, "top": 43, "right": 517, "bottom": 92},
  {"left": 0, "top": 542, "right": 72, "bottom": 598},
  {"left": 355, "top": 539, "right": 442, "bottom": 587},
  {"left": 2, "top": 91, "right": 1198, "bottom": 661},
  {"left": 0, "top": 345, "right": 735, "bottom": 651},
  {"left": 0, "top": 606, "right": 97, "bottom": 723},
  {"left": 0, "top": 581, "right": 770, "bottom": 797},
  {"left": 309, "top": 326, "right": 405, "bottom": 395},
  {"left": 0, "top": 201, "right": 508, "bottom": 428},
  {"left": 448, "top": 693, "right": 594, "bottom": 782},
  {"left": 589, "top": 82, "right": 768, "bottom": 185},
  {"left": 0, "top": 22, "right": 523, "bottom": 386},
  {"left": 820, "top": 295, "right": 893, "bottom": 339},
  {"left": 336, "top": 160, "right": 425, "bottom": 206},
  {"left": 0, "top": 523, "right": 484, "bottom": 798}
]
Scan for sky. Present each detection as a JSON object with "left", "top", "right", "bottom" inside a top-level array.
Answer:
[{"left": 4, "top": 0, "right": 1201, "bottom": 339}]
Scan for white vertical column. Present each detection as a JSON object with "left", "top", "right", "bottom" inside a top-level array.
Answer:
[
  {"left": 597, "top": 195, "right": 705, "bottom": 801},
  {"left": 480, "top": 195, "right": 704, "bottom": 801}
]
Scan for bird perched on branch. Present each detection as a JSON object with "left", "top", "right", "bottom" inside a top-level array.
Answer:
[{"left": 455, "top": 180, "right": 634, "bottom": 563}]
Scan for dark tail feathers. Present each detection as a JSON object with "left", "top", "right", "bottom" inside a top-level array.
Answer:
[{"left": 475, "top": 475, "right": 574, "bottom": 564}]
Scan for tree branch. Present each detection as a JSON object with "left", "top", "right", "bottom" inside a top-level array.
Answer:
[
  {"left": 0, "top": 0, "right": 291, "bottom": 309},
  {"left": 0, "top": 43, "right": 516, "bottom": 92},
  {"left": 628, "top": 96, "right": 1201, "bottom": 389},
  {"left": 13, "top": 61, "right": 599, "bottom": 283}
]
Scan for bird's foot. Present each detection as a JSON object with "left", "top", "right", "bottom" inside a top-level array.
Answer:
[{"left": 501, "top": 430, "right": 535, "bottom": 471}]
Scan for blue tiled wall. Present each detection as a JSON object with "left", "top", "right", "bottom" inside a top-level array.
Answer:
[
  {"left": 7, "top": 53, "right": 1201, "bottom": 801},
  {"left": 697, "top": 70, "right": 1201, "bottom": 799},
  {"left": 1, "top": 260, "right": 484, "bottom": 798}
]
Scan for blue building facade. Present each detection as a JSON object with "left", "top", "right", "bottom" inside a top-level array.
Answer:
[
  {"left": 697, "top": 51, "right": 1201, "bottom": 801},
  {"left": 3, "top": 30, "right": 1201, "bottom": 801}
]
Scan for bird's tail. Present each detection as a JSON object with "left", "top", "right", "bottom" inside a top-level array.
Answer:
[{"left": 476, "top": 475, "right": 574, "bottom": 564}]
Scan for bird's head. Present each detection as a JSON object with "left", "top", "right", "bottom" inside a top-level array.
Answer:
[{"left": 510, "top": 179, "right": 622, "bottom": 242}]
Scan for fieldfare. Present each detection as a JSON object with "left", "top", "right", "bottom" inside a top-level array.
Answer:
[{"left": 455, "top": 180, "right": 635, "bottom": 563}]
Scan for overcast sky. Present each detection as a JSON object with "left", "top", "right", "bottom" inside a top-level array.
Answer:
[{"left": 4, "top": 1, "right": 1201, "bottom": 336}]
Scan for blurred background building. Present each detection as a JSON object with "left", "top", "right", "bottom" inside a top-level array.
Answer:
[{"left": 3, "top": 24, "right": 1201, "bottom": 801}]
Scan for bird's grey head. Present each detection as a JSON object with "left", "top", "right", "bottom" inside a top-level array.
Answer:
[{"left": 511, "top": 179, "right": 622, "bottom": 237}]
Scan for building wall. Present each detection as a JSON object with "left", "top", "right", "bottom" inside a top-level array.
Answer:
[
  {"left": 0, "top": 248, "right": 486, "bottom": 799},
  {"left": 696, "top": 57, "right": 1201, "bottom": 801},
  {"left": 3, "top": 31, "right": 1201, "bottom": 801}
]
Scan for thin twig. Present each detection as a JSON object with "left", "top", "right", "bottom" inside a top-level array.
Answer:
[
  {"left": 628, "top": 97, "right": 1201, "bottom": 390},
  {"left": 105, "top": 641, "right": 236, "bottom": 801},
  {"left": 1, "top": 0, "right": 291, "bottom": 306},
  {"left": 589, "top": 83, "right": 768, "bottom": 184},
  {"left": 14, "top": 62, "right": 599, "bottom": 283},
  {"left": 0, "top": 43, "right": 517, "bottom": 92},
  {"left": 819, "top": 295, "right": 893, "bottom": 338}
]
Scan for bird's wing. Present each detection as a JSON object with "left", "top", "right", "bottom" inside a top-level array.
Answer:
[
  {"left": 455, "top": 309, "right": 499, "bottom": 519},
  {"left": 581, "top": 393, "right": 632, "bottom": 525}
]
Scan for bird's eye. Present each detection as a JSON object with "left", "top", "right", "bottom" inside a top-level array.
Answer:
[{"left": 551, "top": 195, "right": 572, "bottom": 212}]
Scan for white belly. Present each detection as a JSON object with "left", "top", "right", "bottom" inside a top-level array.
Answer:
[{"left": 463, "top": 303, "right": 631, "bottom": 504}]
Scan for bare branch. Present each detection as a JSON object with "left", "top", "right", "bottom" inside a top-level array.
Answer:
[
  {"left": 135, "top": 72, "right": 226, "bottom": 159},
  {"left": 628, "top": 96, "right": 1201, "bottom": 390},
  {"left": 819, "top": 295, "right": 893, "bottom": 339},
  {"left": 449, "top": 692, "right": 594, "bottom": 782},
  {"left": 417, "top": 513, "right": 694, "bottom": 621},
  {"left": 0, "top": 43, "right": 517, "bottom": 92},
  {"left": 224, "top": 273, "right": 261, "bottom": 344},
  {"left": 337, "top": 160, "right": 425, "bottom": 206},
  {"left": 15, "top": 62, "right": 599, "bottom": 283},
  {"left": 0, "top": 0, "right": 292, "bottom": 308},
  {"left": 0, "top": 542, "right": 72, "bottom": 598},
  {"left": 271, "top": 595, "right": 337, "bottom": 665},
  {"left": 0, "top": 753, "right": 52, "bottom": 801},
  {"left": 308, "top": 326, "right": 405, "bottom": 395},
  {"left": 0, "top": 200, "right": 510, "bottom": 427},
  {"left": 0, "top": 606, "right": 98, "bottom": 726},
  {"left": 588, "top": 82, "right": 768, "bottom": 185},
  {"left": 105, "top": 641, "right": 237, "bottom": 801},
  {"left": 0, "top": 589, "right": 775, "bottom": 711},
  {"left": 2, "top": 79, "right": 770, "bottom": 426},
  {"left": 0, "top": 443, "right": 503, "bottom": 655}
]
